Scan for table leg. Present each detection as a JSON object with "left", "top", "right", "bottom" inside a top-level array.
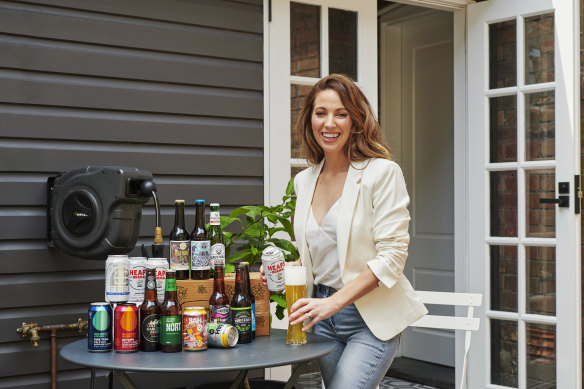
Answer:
[
  {"left": 106, "top": 370, "right": 113, "bottom": 389},
  {"left": 283, "top": 362, "right": 308, "bottom": 389},
  {"left": 90, "top": 368, "right": 96, "bottom": 389},
  {"left": 113, "top": 370, "right": 139, "bottom": 389},
  {"left": 228, "top": 369, "right": 249, "bottom": 389}
]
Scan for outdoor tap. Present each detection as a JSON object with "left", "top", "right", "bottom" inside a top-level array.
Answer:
[{"left": 17, "top": 322, "right": 41, "bottom": 347}]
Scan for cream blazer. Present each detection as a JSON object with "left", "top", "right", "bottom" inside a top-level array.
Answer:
[{"left": 294, "top": 158, "right": 428, "bottom": 341}]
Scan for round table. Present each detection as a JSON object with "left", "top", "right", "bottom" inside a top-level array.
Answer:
[{"left": 60, "top": 329, "right": 335, "bottom": 389}]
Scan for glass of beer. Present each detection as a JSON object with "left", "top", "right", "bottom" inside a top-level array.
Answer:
[{"left": 285, "top": 266, "right": 307, "bottom": 345}]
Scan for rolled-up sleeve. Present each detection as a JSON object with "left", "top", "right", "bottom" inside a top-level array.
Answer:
[{"left": 366, "top": 162, "right": 411, "bottom": 290}]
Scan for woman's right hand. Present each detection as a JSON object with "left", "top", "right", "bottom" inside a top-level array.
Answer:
[{"left": 259, "top": 259, "right": 302, "bottom": 287}]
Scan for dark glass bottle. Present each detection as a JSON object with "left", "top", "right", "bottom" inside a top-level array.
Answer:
[
  {"left": 230, "top": 264, "right": 252, "bottom": 344},
  {"left": 139, "top": 267, "right": 161, "bottom": 351},
  {"left": 209, "top": 265, "right": 230, "bottom": 323},
  {"left": 160, "top": 269, "right": 182, "bottom": 352},
  {"left": 208, "top": 203, "right": 225, "bottom": 278},
  {"left": 241, "top": 262, "right": 256, "bottom": 339},
  {"left": 169, "top": 200, "right": 190, "bottom": 280},
  {"left": 190, "top": 200, "right": 210, "bottom": 279}
]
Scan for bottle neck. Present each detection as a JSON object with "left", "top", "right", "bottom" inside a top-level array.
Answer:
[
  {"left": 213, "top": 267, "right": 225, "bottom": 292},
  {"left": 144, "top": 270, "right": 158, "bottom": 301},
  {"left": 210, "top": 206, "right": 220, "bottom": 226},
  {"left": 174, "top": 203, "right": 185, "bottom": 228},
  {"left": 195, "top": 203, "right": 205, "bottom": 227},
  {"left": 234, "top": 267, "right": 249, "bottom": 294}
]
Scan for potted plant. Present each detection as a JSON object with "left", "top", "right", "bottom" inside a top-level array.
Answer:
[{"left": 220, "top": 178, "right": 298, "bottom": 320}]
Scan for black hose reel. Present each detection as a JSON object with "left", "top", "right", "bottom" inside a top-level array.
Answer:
[{"left": 47, "top": 166, "right": 156, "bottom": 260}]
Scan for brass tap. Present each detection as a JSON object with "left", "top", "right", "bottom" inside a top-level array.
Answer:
[{"left": 17, "top": 322, "right": 41, "bottom": 347}]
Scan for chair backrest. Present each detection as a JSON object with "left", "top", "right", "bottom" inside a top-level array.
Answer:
[{"left": 409, "top": 291, "right": 483, "bottom": 389}]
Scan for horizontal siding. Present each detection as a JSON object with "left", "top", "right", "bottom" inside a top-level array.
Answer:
[{"left": 0, "top": 0, "right": 264, "bottom": 387}]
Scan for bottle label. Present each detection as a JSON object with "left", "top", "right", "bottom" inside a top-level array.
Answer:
[
  {"left": 210, "top": 243, "right": 225, "bottom": 268},
  {"left": 165, "top": 277, "right": 177, "bottom": 292},
  {"left": 210, "top": 211, "right": 220, "bottom": 225},
  {"left": 251, "top": 302, "right": 256, "bottom": 331},
  {"left": 170, "top": 241, "right": 190, "bottom": 271},
  {"left": 210, "top": 305, "right": 230, "bottom": 323},
  {"left": 191, "top": 240, "right": 211, "bottom": 270},
  {"left": 141, "top": 314, "right": 160, "bottom": 343},
  {"left": 231, "top": 307, "right": 252, "bottom": 332},
  {"left": 160, "top": 316, "right": 182, "bottom": 345}
]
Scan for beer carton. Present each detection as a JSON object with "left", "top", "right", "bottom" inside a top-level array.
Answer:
[{"left": 177, "top": 272, "right": 270, "bottom": 336}]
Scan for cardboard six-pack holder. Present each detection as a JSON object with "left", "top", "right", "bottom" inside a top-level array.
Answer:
[{"left": 176, "top": 272, "right": 270, "bottom": 336}]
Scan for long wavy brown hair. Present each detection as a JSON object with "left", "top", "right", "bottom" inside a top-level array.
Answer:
[{"left": 296, "top": 74, "right": 391, "bottom": 164}]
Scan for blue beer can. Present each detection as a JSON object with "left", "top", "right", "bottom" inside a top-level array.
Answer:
[{"left": 88, "top": 302, "right": 112, "bottom": 352}]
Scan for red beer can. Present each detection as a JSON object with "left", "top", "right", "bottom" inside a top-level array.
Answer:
[{"left": 114, "top": 303, "right": 139, "bottom": 352}]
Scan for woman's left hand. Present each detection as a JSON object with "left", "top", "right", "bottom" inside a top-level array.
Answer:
[{"left": 288, "top": 297, "right": 341, "bottom": 331}]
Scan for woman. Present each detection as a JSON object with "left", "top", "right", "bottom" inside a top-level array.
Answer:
[{"left": 263, "top": 74, "right": 427, "bottom": 389}]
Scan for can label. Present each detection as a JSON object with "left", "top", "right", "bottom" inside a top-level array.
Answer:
[
  {"left": 128, "top": 259, "right": 147, "bottom": 303},
  {"left": 191, "top": 240, "right": 210, "bottom": 270},
  {"left": 210, "top": 243, "right": 225, "bottom": 268},
  {"left": 88, "top": 304, "right": 112, "bottom": 352},
  {"left": 210, "top": 304, "right": 230, "bottom": 323},
  {"left": 261, "top": 248, "right": 286, "bottom": 292},
  {"left": 251, "top": 302, "right": 256, "bottom": 332},
  {"left": 183, "top": 308, "right": 207, "bottom": 351},
  {"left": 160, "top": 316, "right": 182, "bottom": 346},
  {"left": 148, "top": 259, "right": 169, "bottom": 304},
  {"left": 114, "top": 304, "right": 138, "bottom": 352},
  {"left": 231, "top": 306, "right": 252, "bottom": 333},
  {"left": 105, "top": 257, "right": 129, "bottom": 302},
  {"left": 170, "top": 241, "right": 190, "bottom": 271},
  {"left": 141, "top": 314, "right": 160, "bottom": 343},
  {"left": 207, "top": 322, "right": 239, "bottom": 348}
]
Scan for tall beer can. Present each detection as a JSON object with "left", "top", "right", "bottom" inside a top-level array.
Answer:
[
  {"left": 148, "top": 258, "right": 169, "bottom": 304},
  {"left": 183, "top": 307, "right": 208, "bottom": 351},
  {"left": 128, "top": 257, "right": 148, "bottom": 303},
  {"left": 114, "top": 303, "right": 139, "bottom": 352},
  {"left": 105, "top": 255, "right": 129, "bottom": 302},
  {"left": 261, "top": 246, "right": 286, "bottom": 293},
  {"left": 88, "top": 302, "right": 112, "bottom": 352}
]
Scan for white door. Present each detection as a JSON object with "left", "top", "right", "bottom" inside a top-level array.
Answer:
[
  {"left": 467, "top": 0, "right": 580, "bottom": 388},
  {"left": 380, "top": 7, "right": 455, "bottom": 367}
]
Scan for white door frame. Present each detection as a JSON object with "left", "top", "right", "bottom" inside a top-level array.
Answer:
[{"left": 467, "top": 0, "right": 581, "bottom": 388}]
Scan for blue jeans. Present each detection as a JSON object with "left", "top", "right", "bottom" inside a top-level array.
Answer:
[{"left": 313, "top": 285, "right": 401, "bottom": 389}]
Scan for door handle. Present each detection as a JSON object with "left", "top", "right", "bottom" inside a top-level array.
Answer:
[{"left": 539, "top": 196, "right": 569, "bottom": 207}]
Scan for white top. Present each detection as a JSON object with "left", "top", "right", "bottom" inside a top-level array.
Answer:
[{"left": 306, "top": 199, "right": 344, "bottom": 289}]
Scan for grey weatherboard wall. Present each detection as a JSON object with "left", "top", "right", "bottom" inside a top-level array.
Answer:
[{"left": 0, "top": 0, "right": 263, "bottom": 387}]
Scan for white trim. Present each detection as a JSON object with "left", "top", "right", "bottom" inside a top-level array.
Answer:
[{"left": 390, "top": 0, "right": 475, "bottom": 11}]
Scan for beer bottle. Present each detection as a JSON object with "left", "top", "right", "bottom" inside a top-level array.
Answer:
[
  {"left": 169, "top": 200, "right": 190, "bottom": 280},
  {"left": 209, "top": 203, "right": 226, "bottom": 278},
  {"left": 190, "top": 200, "right": 210, "bottom": 279},
  {"left": 160, "top": 269, "right": 182, "bottom": 352},
  {"left": 230, "top": 264, "right": 252, "bottom": 344},
  {"left": 241, "top": 262, "right": 256, "bottom": 339},
  {"left": 209, "top": 265, "right": 230, "bottom": 323},
  {"left": 139, "top": 267, "right": 161, "bottom": 351}
]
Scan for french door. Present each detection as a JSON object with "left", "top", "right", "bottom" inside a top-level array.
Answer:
[{"left": 467, "top": 0, "right": 580, "bottom": 388}]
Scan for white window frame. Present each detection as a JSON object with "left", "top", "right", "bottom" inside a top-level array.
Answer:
[{"left": 264, "top": 0, "right": 377, "bottom": 208}]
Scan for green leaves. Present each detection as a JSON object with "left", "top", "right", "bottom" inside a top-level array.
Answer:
[{"left": 270, "top": 293, "right": 288, "bottom": 321}]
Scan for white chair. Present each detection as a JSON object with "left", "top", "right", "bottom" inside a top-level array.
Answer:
[{"left": 409, "top": 291, "right": 483, "bottom": 389}]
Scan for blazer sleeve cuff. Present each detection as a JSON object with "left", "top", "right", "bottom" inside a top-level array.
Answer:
[{"left": 367, "top": 259, "right": 399, "bottom": 290}]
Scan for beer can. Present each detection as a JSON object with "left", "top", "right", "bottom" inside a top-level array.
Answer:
[
  {"left": 105, "top": 255, "right": 129, "bottom": 302},
  {"left": 207, "top": 322, "right": 238, "bottom": 348},
  {"left": 114, "top": 303, "right": 139, "bottom": 352},
  {"left": 261, "top": 246, "right": 286, "bottom": 292},
  {"left": 183, "top": 307, "right": 208, "bottom": 351},
  {"left": 128, "top": 257, "right": 148, "bottom": 303},
  {"left": 148, "top": 258, "right": 169, "bottom": 304},
  {"left": 88, "top": 302, "right": 112, "bottom": 352}
]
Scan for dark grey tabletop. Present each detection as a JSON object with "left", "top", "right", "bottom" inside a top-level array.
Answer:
[{"left": 60, "top": 329, "right": 336, "bottom": 372}]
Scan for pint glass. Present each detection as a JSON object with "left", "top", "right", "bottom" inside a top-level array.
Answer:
[{"left": 285, "top": 266, "right": 307, "bottom": 345}]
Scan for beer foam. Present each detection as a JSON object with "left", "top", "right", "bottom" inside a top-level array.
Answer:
[{"left": 284, "top": 266, "right": 306, "bottom": 285}]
